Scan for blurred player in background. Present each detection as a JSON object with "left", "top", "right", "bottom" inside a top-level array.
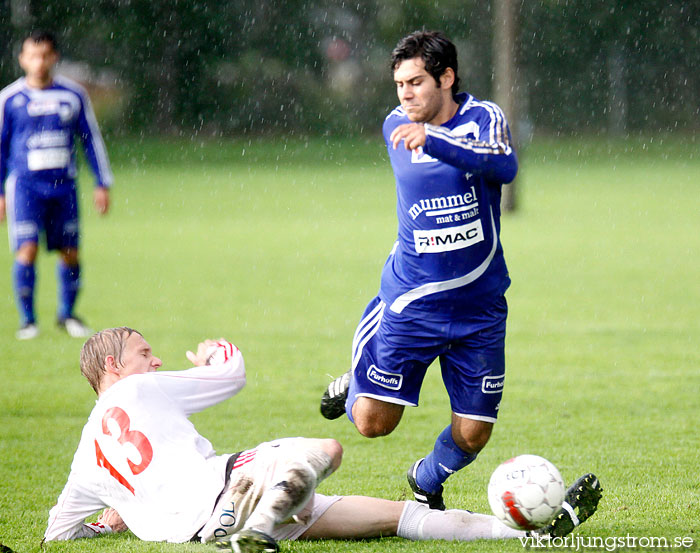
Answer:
[
  {"left": 44, "top": 328, "right": 598, "bottom": 552},
  {"left": 0, "top": 30, "right": 113, "bottom": 340},
  {"left": 321, "top": 30, "right": 518, "bottom": 510}
]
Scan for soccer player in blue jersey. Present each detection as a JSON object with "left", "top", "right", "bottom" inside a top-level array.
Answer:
[
  {"left": 0, "top": 30, "right": 113, "bottom": 340},
  {"left": 321, "top": 30, "right": 518, "bottom": 510}
]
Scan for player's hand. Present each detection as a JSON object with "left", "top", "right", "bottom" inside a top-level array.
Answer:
[
  {"left": 186, "top": 339, "right": 236, "bottom": 366},
  {"left": 0, "top": 195, "right": 5, "bottom": 223},
  {"left": 94, "top": 187, "right": 110, "bottom": 215},
  {"left": 390, "top": 123, "right": 427, "bottom": 151},
  {"left": 97, "top": 508, "right": 128, "bottom": 533},
  {"left": 186, "top": 339, "right": 220, "bottom": 366}
]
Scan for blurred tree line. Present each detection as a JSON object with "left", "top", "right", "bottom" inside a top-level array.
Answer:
[{"left": 1, "top": 0, "right": 697, "bottom": 138}]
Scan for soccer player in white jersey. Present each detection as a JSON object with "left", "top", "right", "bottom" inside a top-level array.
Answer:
[
  {"left": 320, "top": 29, "right": 530, "bottom": 512},
  {"left": 0, "top": 30, "right": 113, "bottom": 340},
  {"left": 43, "top": 327, "right": 600, "bottom": 552}
]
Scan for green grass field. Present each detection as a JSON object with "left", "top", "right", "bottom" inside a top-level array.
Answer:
[{"left": 1, "top": 134, "right": 698, "bottom": 553}]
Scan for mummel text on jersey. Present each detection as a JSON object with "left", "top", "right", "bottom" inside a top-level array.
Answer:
[{"left": 380, "top": 92, "right": 517, "bottom": 320}]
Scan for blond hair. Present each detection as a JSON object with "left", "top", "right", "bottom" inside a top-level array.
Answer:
[{"left": 80, "top": 327, "right": 141, "bottom": 394}]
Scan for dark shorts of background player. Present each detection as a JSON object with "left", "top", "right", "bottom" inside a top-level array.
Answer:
[
  {"left": 9, "top": 179, "right": 79, "bottom": 251},
  {"left": 346, "top": 295, "right": 507, "bottom": 422}
]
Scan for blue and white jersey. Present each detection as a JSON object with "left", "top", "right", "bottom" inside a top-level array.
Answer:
[
  {"left": 0, "top": 75, "right": 113, "bottom": 195},
  {"left": 379, "top": 92, "right": 517, "bottom": 321}
]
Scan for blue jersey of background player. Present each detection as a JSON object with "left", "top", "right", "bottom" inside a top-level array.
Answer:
[
  {"left": 321, "top": 30, "right": 517, "bottom": 510},
  {"left": 0, "top": 30, "right": 113, "bottom": 340}
]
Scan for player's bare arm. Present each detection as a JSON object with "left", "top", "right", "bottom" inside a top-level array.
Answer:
[
  {"left": 390, "top": 123, "right": 426, "bottom": 151},
  {"left": 0, "top": 195, "right": 5, "bottom": 222}
]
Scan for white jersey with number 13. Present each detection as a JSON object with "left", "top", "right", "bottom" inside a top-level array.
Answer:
[{"left": 45, "top": 351, "right": 246, "bottom": 543}]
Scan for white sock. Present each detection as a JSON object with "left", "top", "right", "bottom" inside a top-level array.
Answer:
[{"left": 397, "top": 501, "right": 526, "bottom": 541}]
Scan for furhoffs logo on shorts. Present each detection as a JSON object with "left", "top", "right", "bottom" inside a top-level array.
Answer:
[
  {"left": 482, "top": 374, "right": 505, "bottom": 394},
  {"left": 367, "top": 365, "right": 403, "bottom": 390}
]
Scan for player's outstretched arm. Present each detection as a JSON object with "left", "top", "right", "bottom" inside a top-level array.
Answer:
[
  {"left": 44, "top": 483, "right": 113, "bottom": 541},
  {"left": 153, "top": 338, "right": 245, "bottom": 416}
]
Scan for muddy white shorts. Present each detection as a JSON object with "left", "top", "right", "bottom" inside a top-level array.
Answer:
[{"left": 198, "top": 438, "right": 340, "bottom": 542}]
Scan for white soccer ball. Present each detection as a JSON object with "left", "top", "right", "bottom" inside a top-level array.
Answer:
[{"left": 487, "top": 454, "right": 566, "bottom": 531}]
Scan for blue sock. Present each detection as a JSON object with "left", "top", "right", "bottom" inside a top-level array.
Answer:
[
  {"left": 13, "top": 260, "right": 36, "bottom": 325},
  {"left": 416, "top": 425, "right": 477, "bottom": 493},
  {"left": 57, "top": 261, "right": 80, "bottom": 320}
]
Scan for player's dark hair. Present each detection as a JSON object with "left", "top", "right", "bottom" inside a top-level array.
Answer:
[
  {"left": 24, "top": 29, "right": 59, "bottom": 52},
  {"left": 391, "top": 30, "right": 460, "bottom": 96}
]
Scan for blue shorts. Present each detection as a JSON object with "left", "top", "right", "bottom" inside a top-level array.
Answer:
[
  {"left": 6, "top": 178, "right": 79, "bottom": 252},
  {"left": 347, "top": 295, "right": 507, "bottom": 422}
]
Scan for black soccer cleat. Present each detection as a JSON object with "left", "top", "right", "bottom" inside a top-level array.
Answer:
[
  {"left": 223, "top": 528, "right": 279, "bottom": 553},
  {"left": 407, "top": 459, "right": 446, "bottom": 511},
  {"left": 542, "top": 473, "right": 602, "bottom": 537},
  {"left": 320, "top": 371, "right": 351, "bottom": 420}
]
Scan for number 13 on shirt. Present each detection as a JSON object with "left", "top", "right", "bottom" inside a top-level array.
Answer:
[{"left": 94, "top": 407, "right": 153, "bottom": 495}]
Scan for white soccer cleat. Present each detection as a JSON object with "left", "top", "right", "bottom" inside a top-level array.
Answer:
[
  {"left": 57, "top": 316, "right": 94, "bottom": 338},
  {"left": 16, "top": 323, "right": 39, "bottom": 340}
]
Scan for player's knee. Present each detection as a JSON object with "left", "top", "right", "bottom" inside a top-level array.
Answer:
[
  {"left": 318, "top": 438, "right": 343, "bottom": 470},
  {"left": 354, "top": 416, "right": 398, "bottom": 438},
  {"left": 352, "top": 398, "right": 403, "bottom": 437},
  {"left": 301, "top": 439, "right": 342, "bottom": 483},
  {"left": 453, "top": 430, "right": 491, "bottom": 454},
  {"left": 452, "top": 417, "right": 493, "bottom": 453},
  {"left": 16, "top": 242, "right": 38, "bottom": 264},
  {"left": 59, "top": 247, "right": 79, "bottom": 266}
]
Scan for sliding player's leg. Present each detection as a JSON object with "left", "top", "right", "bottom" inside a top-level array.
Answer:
[
  {"left": 200, "top": 438, "right": 341, "bottom": 549},
  {"left": 300, "top": 495, "right": 525, "bottom": 541}
]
